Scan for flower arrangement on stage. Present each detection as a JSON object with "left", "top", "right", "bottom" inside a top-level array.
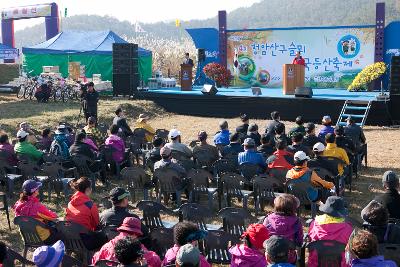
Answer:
[
  {"left": 348, "top": 62, "right": 387, "bottom": 91},
  {"left": 203, "top": 63, "right": 231, "bottom": 87}
]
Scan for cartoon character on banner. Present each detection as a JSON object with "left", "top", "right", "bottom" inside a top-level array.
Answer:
[{"left": 233, "top": 48, "right": 239, "bottom": 84}]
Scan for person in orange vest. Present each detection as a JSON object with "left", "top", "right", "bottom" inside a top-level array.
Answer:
[{"left": 292, "top": 51, "right": 305, "bottom": 66}]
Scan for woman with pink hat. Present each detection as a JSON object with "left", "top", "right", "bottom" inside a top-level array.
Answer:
[{"left": 92, "top": 217, "right": 161, "bottom": 267}]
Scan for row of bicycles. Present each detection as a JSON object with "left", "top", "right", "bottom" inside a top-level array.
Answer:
[{"left": 16, "top": 72, "right": 83, "bottom": 102}]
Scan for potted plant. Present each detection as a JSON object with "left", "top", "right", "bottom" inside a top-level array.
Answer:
[
  {"left": 348, "top": 62, "right": 387, "bottom": 91},
  {"left": 203, "top": 63, "right": 231, "bottom": 87}
]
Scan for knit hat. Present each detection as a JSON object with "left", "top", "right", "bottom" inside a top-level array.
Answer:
[
  {"left": 117, "top": 217, "right": 143, "bottom": 236},
  {"left": 241, "top": 224, "right": 270, "bottom": 250},
  {"left": 32, "top": 240, "right": 65, "bottom": 267},
  {"left": 176, "top": 244, "right": 200, "bottom": 266}
]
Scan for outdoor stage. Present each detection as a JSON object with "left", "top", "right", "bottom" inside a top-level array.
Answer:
[{"left": 138, "top": 87, "right": 393, "bottom": 125}]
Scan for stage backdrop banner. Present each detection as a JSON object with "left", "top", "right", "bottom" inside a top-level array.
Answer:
[{"left": 227, "top": 26, "right": 375, "bottom": 88}]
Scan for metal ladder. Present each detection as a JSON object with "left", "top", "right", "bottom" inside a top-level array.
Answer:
[{"left": 336, "top": 100, "right": 372, "bottom": 127}]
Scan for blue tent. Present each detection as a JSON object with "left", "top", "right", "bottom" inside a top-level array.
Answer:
[
  {"left": 0, "top": 43, "right": 19, "bottom": 60},
  {"left": 22, "top": 30, "right": 152, "bottom": 81}
]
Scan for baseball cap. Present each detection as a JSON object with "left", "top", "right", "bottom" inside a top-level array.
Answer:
[
  {"left": 313, "top": 142, "right": 326, "bottom": 153},
  {"left": 16, "top": 129, "right": 29, "bottom": 139},
  {"left": 243, "top": 138, "right": 255, "bottom": 146},
  {"left": 322, "top": 115, "right": 331, "bottom": 123},
  {"left": 294, "top": 151, "right": 310, "bottom": 161},
  {"left": 382, "top": 170, "right": 398, "bottom": 185},
  {"left": 109, "top": 187, "right": 130, "bottom": 202},
  {"left": 176, "top": 244, "right": 200, "bottom": 266},
  {"left": 168, "top": 129, "right": 181, "bottom": 139},
  {"left": 22, "top": 180, "right": 42, "bottom": 194},
  {"left": 263, "top": 236, "right": 294, "bottom": 260},
  {"left": 55, "top": 124, "right": 67, "bottom": 135},
  {"left": 33, "top": 240, "right": 65, "bottom": 267},
  {"left": 160, "top": 146, "right": 172, "bottom": 156}
]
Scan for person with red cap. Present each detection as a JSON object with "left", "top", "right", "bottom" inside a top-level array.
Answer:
[
  {"left": 92, "top": 217, "right": 161, "bottom": 267},
  {"left": 229, "top": 224, "right": 270, "bottom": 267}
]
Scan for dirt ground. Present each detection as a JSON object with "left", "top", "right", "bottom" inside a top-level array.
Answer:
[{"left": 0, "top": 94, "right": 399, "bottom": 263}]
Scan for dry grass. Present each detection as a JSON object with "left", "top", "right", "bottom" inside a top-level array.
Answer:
[{"left": 0, "top": 94, "right": 399, "bottom": 263}]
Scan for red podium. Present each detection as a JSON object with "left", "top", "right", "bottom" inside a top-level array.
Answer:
[
  {"left": 283, "top": 64, "right": 305, "bottom": 95},
  {"left": 180, "top": 64, "right": 192, "bottom": 91}
]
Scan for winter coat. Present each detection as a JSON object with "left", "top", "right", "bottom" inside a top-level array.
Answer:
[
  {"left": 263, "top": 213, "right": 303, "bottom": 246},
  {"left": 351, "top": 256, "right": 397, "bottom": 267},
  {"left": 105, "top": 134, "right": 125, "bottom": 163},
  {"left": 318, "top": 125, "right": 335, "bottom": 140},
  {"left": 0, "top": 143, "right": 18, "bottom": 166},
  {"left": 92, "top": 232, "right": 161, "bottom": 267},
  {"left": 14, "top": 141, "right": 43, "bottom": 162},
  {"left": 229, "top": 244, "right": 267, "bottom": 267},
  {"left": 65, "top": 191, "right": 99, "bottom": 231},
  {"left": 308, "top": 214, "right": 353, "bottom": 267},
  {"left": 13, "top": 195, "right": 57, "bottom": 221},
  {"left": 162, "top": 244, "right": 210, "bottom": 267}
]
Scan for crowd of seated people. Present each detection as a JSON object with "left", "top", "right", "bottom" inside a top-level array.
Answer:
[{"left": 2, "top": 109, "right": 399, "bottom": 267}]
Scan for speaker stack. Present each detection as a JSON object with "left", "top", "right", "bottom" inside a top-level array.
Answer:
[
  {"left": 201, "top": 84, "right": 218, "bottom": 95},
  {"left": 112, "top": 43, "right": 139, "bottom": 96},
  {"left": 390, "top": 56, "right": 400, "bottom": 121}
]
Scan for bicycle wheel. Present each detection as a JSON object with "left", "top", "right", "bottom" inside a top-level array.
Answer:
[
  {"left": 29, "top": 87, "right": 37, "bottom": 100},
  {"left": 53, "top": 88, "right": 63, "bottom": 102},
  {"left": 62, "top": 90, "right": 68, "bottom": 103},
  {"left": 17, "top": 85, "right": 26, "bottom": 98},
  {"left": 23, "top": 86, "right": 32, "bottom": 99}
]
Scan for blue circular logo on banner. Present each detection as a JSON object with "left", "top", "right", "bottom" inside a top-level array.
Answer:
[{"left": 337, "top": 35, "right": 360, "bottom": 58}]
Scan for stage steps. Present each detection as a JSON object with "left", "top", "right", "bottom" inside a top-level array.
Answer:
[{"left": 336, "top": 100, "right": 372, "bottom": 127}]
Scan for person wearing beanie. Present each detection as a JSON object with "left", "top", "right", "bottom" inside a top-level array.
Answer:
[
  {"left": 229, "top": 224, "right": 270, "bottom": 267},
  {"left": 308, "top": 196, "right": 353, "bottom": 267},
  {"left": 92, "top": 217, "right": 160, "bottom": 267},
  {"left": 176, "top": 244, "right": 201, "bottom": 267},
  {"left": 192, "top": 131, "right": 219, "bottom": 165},
  {"left": 13, "top": 180, "right": 59, "bottom": 244},
  {"left": 32, "top": 240, "right": 65, "bottom": 267},
  {"left": 372, "top": 171, "right": 400, "bottom": 219},
  {"left": 318, "top": 115, "right": 334, "bottom": 140},
  {"left": 163, "top": 222, "right": 210, "bottom": 267},
  {"left": 264, "top": 236, "right": 296, "bottom": 267}
]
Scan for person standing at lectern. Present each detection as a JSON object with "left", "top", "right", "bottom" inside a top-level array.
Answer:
[
  {"left": 292, "top": 51, "right": 306, "bottom": 66},
  {"left": 183, "top": 53, "right": 194, "bottom": 67}
]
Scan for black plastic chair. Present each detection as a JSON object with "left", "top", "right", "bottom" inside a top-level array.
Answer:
[
  {"left": 18, "top": 160, "right": 50, "bottom": 200},
  {"left": 3, "top": 247, "right": 35, "bottom": 267},
  {"left": 154, "top": 168, "right": 185, "bottom": 207},
  {"left": 268, "top": 167, "right": 288, "bottom": 185},
  {"left": 187, "top": 168, "right": 218, "bottom": 210},
  {"left": 99, "top": 144, "right": 122, "bottom": 178},
  {"left": 155, "top": 129, "right": 169, "bottom": 143},
  {"left": 0, "top": 160, "right": 23, "bottom": 198},
  {"left": 286, "top": 179, "right": 317, "bottom": 219},
  {"left": 193, "top": 150, "right": 217, "bottom": 169},
  {"left": 41, "top": 161, "right": 75, "bottom": 201},
  {"left": 239, "top": 163, "right": 261, "bottom": 182},
  {"left": 56, "top": 221, "right": 90, "bottom": 265},
  {"left": 0, "top": 192, "right": 11, "bottom": 230},
  {"left": 71, "top": 154, "right": 99, "bottom": 191},
  {"left": 300, "top": 240, "right": 345, "bottom": 267},
  {"left": 136, "top": 200, "right": 177, "bottom": 230},
  {"left": 212, "top": 159, "right": 238, "bottom": 178},
  {"left": 221, "top": 172, "right": 253, "bottom": 209},
  {"left": 150, "top": 227, "right": 174, "bottom": 260},
  {"left": 14, "top": 216, "right": 50, "bottom": 266},
  {"left": 94, "top": 259, "right": 120, "bottom": 266},
  {"left": 61, "top": 254, "right": 83, "bottom": 267},
  {"left": 204, "top": 230, "right": 240, "bottom": 264},
  {"left": 177, "top": 203, "right": 215, "bottom": 230},
  {"left": 253, "top": 175, "right": 280, "bottom": 215},
  {"left": 120, "top": 166, "right": 152, "bottom": 201},
  {"left": 379, "top": 243, "right": 400, "bottom": 266},
  {"left": 217, "top": 207, "right": 256, "bottom": 237}
]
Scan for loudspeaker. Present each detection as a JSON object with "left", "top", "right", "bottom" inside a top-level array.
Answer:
[
  {"left": 112, "top": 43, "right": 139, "bottom": 96},
  {"left": 201, "top": 84, "right": 218, "bottom": 95},
  {"left": 390, "top": 56, "right": 400, "bottom": 96},
  {"left": 295, "top": 87, "right": 313, "bottom": 98},
  {"left": 198, "top": 48, "right": 206, "bottom": 62},
  {"left": 251, "top": 87, "right": 262, "bottom": 96}
]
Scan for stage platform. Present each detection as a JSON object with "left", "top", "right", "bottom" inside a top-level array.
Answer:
[{"left": 138, "top": 87, "right": 393, "bottom": 125}]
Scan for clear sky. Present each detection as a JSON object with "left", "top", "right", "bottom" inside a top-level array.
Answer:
[{"left": 0, "top": 0, "right": 261, "bottom": 31}]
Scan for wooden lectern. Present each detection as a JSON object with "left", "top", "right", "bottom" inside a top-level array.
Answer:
[
  {"left": 180, "top": 64, "right": 193, "bottom": 91},
  {"left": 283, "top": 64, "right": 305, "bottom": 95}
]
